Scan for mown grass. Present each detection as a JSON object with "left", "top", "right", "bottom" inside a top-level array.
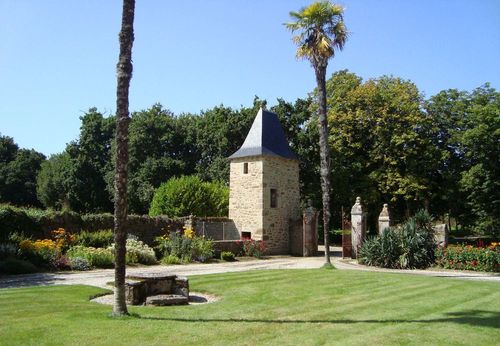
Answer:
[{"left": 0, "top": 270, "right": 499, "bottom": 345}]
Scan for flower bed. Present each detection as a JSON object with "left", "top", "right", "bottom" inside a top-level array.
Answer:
[{"left": 435, "top": 243, "right": 499, "bottom": 272}]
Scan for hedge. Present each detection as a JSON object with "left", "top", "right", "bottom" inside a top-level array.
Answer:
[{"left": 0, "top": 204, "right": 185, "bottom": 245}]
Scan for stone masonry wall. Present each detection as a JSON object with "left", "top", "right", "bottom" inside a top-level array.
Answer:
[
  {"left": 229, "top": 156, "right": 300, "bottom": 255},
  {"left": 229, "top": 157, "right": 264, "bottom": 239},
  {"left": 262, "top": 157, "right": 300, "bottom": 254}
]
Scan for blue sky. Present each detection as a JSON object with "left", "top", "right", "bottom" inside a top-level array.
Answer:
[{"left": 1, "top": 0, "right": 499, "bottom": 156}]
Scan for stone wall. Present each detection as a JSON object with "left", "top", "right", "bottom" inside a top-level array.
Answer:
[
  {"left": 192, "top": 217, "right": 240, "bottom": 241},
  {"left": 229, "top": 157, "right": 264, "bottom": 239},
  {"left": 212, "top": 240, "right": 244, "bottom": 257},
  {"left": 262, "top": 156, "right": 300, "bottom": 254},
  {"left": 228, "top": 156, "right": 300, "bottom": 255}
]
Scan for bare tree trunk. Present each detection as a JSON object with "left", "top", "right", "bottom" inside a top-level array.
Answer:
[
  {"left": 113, "top": 0, "right": 135, "bottom": 317},
  {"left": 315, "top": 64, "right": 332, "bottom": 265}
]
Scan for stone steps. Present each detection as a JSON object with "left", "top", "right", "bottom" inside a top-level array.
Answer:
[{"left": 146, "top": 294, "right": 189, "bottom": 306}]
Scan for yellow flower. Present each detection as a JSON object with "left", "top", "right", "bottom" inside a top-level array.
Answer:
[
  {"left": 33, "top": 239, "right": 57, "bottom": 250},
  {"left": 183, "top": 228, "right": 195, "bottom": 239},
  {"left": 19, "top": 239, "right": 35, "bottom": 251}
]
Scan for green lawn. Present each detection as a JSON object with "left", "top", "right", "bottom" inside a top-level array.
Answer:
[{"left": 0, "top": 270, "right": 499, "bottom": 345}]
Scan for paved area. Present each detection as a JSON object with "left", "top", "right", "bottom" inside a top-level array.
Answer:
[{"left": 1, "top": 247, "right": 498, "bottom": 289}]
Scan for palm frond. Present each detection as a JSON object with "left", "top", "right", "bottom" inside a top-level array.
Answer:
[{"left": 284, "top": 1, "right": 348, "bottom": 65}]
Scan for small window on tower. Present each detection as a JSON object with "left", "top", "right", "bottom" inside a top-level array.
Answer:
[
  {"left": 243, "top": 162, "right": 248, "bottom": 174},
  {"left": 270, "top": 189, "right": 278, "bottom": 208}
]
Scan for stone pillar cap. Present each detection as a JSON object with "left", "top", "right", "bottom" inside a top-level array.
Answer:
[
  {"left": 379, "top": 203, "right": 390, "bottom": 218},
  {"left": 351, "top": 196, "right": 363, "bottom": 214}
]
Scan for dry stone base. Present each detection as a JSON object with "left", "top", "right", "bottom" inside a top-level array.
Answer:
[
  {"left": 124, "top": 273, "right": 189, "bottom": 305},
  {"left": 91, "top": 292, "right": 218, "bottom": 306},
  {"left": 146, "top": 294, "right": 188, "bottom": 306}
]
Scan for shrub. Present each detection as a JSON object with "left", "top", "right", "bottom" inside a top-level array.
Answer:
[
  {"left": 69, "top": 257, "right": 91, "bottom": 271},
  {"left": 50, "top": 228, "right": 76, "bottom": 252},
  {"left": 398, "top": 211, "right": 436, "bottom": 269},
  {"left": 435, "top": 243, "right": 499, "bottom": 272},
  {"left": 18, "top": 239, "right": 60, "bottom": 268},
  {"left": 124, "top": 239, "right": 157, "bottom": 265},
  {"left": 241, "top": 239, "right": 266, "bottom": 258},
  {"left": 190, "top": 236, "right": 214, "bottom": 263},
  {"left": 154, "top": 229, "right": 214, "bottom": 263},
  {"left": 161, "top": 255, "right": 182, "bottom": 265},
  {"left": 0, "top": 204, "right": 40, "bottom": 241},
  {"left": 0, "top": 242, "right": 18, "bottom": 260},
  {"left": 359, "top": 210, "right": 436, "bottom": 269},
  {"left": 221, "top": 251, "right": 235, "bottom": 261},
  {"left": 358, "top": 228, "right": 401, "bottom": 268},
  {"left": 0, "top": 258, "right": 38, "bottom": 274},
  {"left": 75, "top": 230, "right": 114, "bottom": 248},
  {"left": 52, "top": 255, "right": 71, "bottom": 270},
  {"left": 66, "top": 246, "right": 114, "bottom": 268},
  {"left": 149, "top": 175, "right": 229, "bottom": 217}
]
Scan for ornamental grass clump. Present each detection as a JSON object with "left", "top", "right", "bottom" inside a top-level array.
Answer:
[{"left": 359, "top": 210, "right": 436, "bottom": 269}]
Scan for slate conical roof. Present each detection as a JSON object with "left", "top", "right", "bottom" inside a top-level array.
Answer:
[{"left": 229, "top": 108, "right": 297, "bottom": 160}]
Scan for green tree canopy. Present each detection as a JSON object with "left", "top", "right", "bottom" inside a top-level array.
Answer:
[
  {"left": 149, "top": 175, "right": 228, "bottom": 218},
  {"left": 0, "top": 135, "right": 45, "bottom": 207}
]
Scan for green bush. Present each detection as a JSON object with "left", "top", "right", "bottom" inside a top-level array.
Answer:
[
  {"left": 66, "top": 246, "right": 114, "bottom": 268},
  {"left": 190, "top": 236, "right": 214, "bottom": 263},
  {"left": 154, "top": 231, "right": 214, "bottom": 263},
  {"left": 359, "top": 210, "right": 436, "bottom": 269},
  {"left": 123, "top": 239, "right": 157, "bottom": 265},
  {"left": 359, "top": 228, "right": 401, "bottom": 268},
  {"left": 149, "top": 175, "right": 229, "bottom": 217},
  {"left": 221, "top": 251, "right": 235, "bottom": 261},
  {"left": 18, "top": 239, "right": 60, "bottom": 268},
  {"left": 75, "top": 230, "right": 114, "bottom": 248},
  {"left": 241, "top": 239, "right": 266, "bottom": 258},
  {"left": 69, "top": 257, "right": 91, "bottom": 271},
  {"left": 435, "top": 244, "right": 499, "bottom": 272},
  {"left": 0, "top": 258, "right": 38, "bottom": 274},
  {"left": 0, "top": 204, "right": 40, "bottom": 241},
  {"left": 0, "top": 243, "right": 18, "bottom": 260},
  {"left": 398, "top": 211, "right": 436, "bottom": 269},
  {"left": 161, "top": 254, "right": 182, "bottom": 265}
]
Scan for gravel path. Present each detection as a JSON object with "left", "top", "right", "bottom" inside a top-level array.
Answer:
[{"left": 1, "top": 247, "right": 498, "bottom": 289}]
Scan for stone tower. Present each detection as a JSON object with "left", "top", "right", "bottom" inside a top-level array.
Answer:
[{"left": 228, "top": 108, "right": 300, "bottom": 254}]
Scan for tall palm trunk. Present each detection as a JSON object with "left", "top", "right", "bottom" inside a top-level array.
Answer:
[
  {"left": 113, "top": 0, "right": 135, "bottom": 317},
  {"left": 315, "top": 64, "right": 332, "bottom": 265}
]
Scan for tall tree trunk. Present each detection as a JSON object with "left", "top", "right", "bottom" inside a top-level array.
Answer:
[
  {"left": 113, "top": 0, "right": 135, "bottom": 317},
  {"left": 315, "top": 64, "right": 332, "bottom": 265}
]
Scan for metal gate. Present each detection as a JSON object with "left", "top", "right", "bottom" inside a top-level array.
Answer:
[{"left": 341, "top": 207, "right": 352, "bottom": 259}]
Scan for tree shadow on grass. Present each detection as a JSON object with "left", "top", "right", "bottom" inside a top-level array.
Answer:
[
  {"left": 137, "top": 310, "right": 500, "bottom": 329},
  {"left": 0, "top": 273, "right": 66, "bottom": 289}
]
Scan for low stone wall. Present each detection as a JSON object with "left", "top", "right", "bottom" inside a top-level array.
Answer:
[
  {"left": 212, "top": 240, "right": 243, "bottom": 257},
  {"left": 192, "top": 218, "right": 239, "bottom": 241}
]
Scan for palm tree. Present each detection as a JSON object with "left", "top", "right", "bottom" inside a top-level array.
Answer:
[
  {"left": 285, "top": 1, "right": 347, "bottom": 265},
  {"left": 113, "top": 0, "right": 135, "bottom": 316}
]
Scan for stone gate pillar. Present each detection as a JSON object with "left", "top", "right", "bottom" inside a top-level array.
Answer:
[
  {"left": 302, "top": 202, "right": 318, "bottom": 257},
  {"left": 351, "top": 197, "right": 366, "bottom": 258},
  {"left": 378, "top": 204, "right": 391, "bottom": 234}
]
